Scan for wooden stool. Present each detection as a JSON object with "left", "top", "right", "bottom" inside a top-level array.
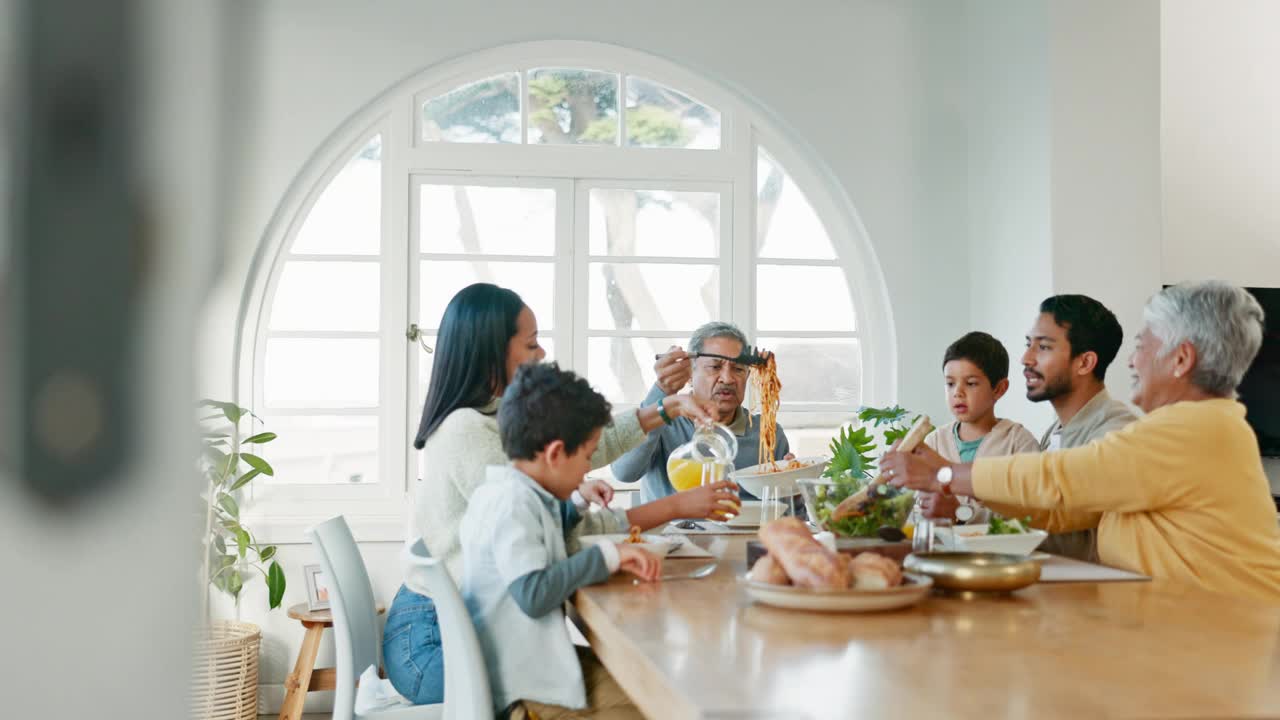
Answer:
[{"left": 278, "top": 603, "right": 385, "bottom": 720}]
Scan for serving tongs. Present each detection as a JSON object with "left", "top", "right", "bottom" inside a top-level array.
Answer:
[
  {"left": 830, "top": 414, "right": 934, "bottom": 521},
  {"left": 653, "top": 345, "right": 772, "bottom": 367}
]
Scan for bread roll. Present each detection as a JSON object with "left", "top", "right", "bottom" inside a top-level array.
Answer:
[
  {"left": 758, "top": 518, "right": 852, "bottom": 589},
  {"left": 850, "top": 552, "right": 903, "bottom": 589},
  {"left": 749, "top": 554, "right": 791, "bottom": 585}
]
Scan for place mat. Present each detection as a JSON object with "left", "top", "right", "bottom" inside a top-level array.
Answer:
[
  {"left": 664, "top": 536, "right": 715, "bottom": 558},
  {"left": 662, "top": 521, "right": 758, "bottom": 536},
  {"left": 1037, "top": 555, "right": 1150, "bottom": 583}
]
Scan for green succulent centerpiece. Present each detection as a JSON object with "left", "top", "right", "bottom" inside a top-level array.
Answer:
[
  {"left": 807, "top": 405, "right": 921, "bottom": 538},
  {"left": 199, "top": 399, "right": 285, "bottom": 619}
]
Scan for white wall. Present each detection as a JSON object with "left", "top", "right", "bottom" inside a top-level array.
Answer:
[
  {"left": 1161, "top": 0, "right": 1280, "bottom": 491},
  {"left": 1048, "top": 0, "right": 1162, "bottom": 392},
  {"left": 964, "top": 0, "right": 1056, "bottom": 434},
  {"left": 1162, "top": 0, "right": 1280, "bottom": 288},
  {"left": 962, "top": 0, "right": 1161, "bottom": 433},
  {"left": 203, "top": 1, "right": 973, "bottom": 710}
]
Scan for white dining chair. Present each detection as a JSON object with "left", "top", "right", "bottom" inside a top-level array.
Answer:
[
  {"left": 401, "top": 538, "right": 494, "bottom": 720},
  {"left": 308, "top": 516, "right": 444, "bottom": 720}
]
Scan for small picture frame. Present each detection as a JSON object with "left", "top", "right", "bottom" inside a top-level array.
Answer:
[{"left": 302, "top": 564, "right": 331, "bottom": 611}]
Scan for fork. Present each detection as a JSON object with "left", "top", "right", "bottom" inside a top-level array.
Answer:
[{"left": 633, "top": 562, "right": 718, "bottom": 585}]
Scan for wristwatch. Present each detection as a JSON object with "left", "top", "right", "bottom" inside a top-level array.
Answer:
[
  {"left": 656, "top": 398, "right": 674, "bottom": 425},
  {"left": 936, "top": 465, "right": 954, "bottom": 495}
]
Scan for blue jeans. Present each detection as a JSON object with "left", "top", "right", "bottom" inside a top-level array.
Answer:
[{"left": 383, "top": 584, "right": 444, "bottom": 705}]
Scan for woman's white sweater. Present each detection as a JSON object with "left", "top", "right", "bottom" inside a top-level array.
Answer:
[{"left": 414, "top": 398, "right": 645, "bottom": 579}]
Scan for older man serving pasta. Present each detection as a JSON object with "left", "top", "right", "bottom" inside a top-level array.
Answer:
[{"left": 611, "top": 321, "right": 794, "bottom": 502}]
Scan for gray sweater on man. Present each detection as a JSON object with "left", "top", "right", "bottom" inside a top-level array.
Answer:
[{"left": 610, "top": 384, "right": 790, "bottom": 503}]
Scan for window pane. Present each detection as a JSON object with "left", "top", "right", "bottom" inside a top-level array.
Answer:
[
  {"left": 756, "top": 265, "right": 856, "bottom": 332},
  {"left": 527, "top": 68, "right": 618, "bottom": 146},
  {"left": 588, "top": 189, "right": 719, "bottom": 258},
  {"left": 757, "top": 148, "right": 837, "bottom": 260},
  {"left": 586, "top": 337, "right": 668, "bottom": 404},
  {"left": 756, "top": 337, "right": 862, "bottom": 406},
  {"left": 588, "top": 263, "right": 718, "bottom": 331},
  {"left": 258, "top": 415, "right": 378, "bottom": 485},
  {"left": 292, "top": 136, "right": 380, "bottom": 255},
  {"left": 263, "top": 338, "right": 379, "bottom": 408},
  {"left": 421, "top": 73, "right": 520, "bottom": 143},
  {"left": 419, "top": 260, "right": 554, "bottom": 330},
  {"left": 419, "top": 184, "right": 555, "bottom": 255},
  {"left": 625, "top": 76, "right": 721, "bottom": 149},
  {"left": 415, "top": 336, "right": 554, "bottom": 413},
  {"left": 268, "top": 261, "right": 379, "bottom": 332}
]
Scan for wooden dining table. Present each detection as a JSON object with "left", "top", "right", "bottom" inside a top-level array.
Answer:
[{"left": 571, "top": 535, "right": 1280, "bottom": 720}]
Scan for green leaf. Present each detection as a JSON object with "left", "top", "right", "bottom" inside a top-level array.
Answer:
[
  {"left": 199, "top": 399, "right": 246, "bottom": 425},
  {"left": 244, "top": 432, "right": 277, "bottom": 445},
  {"left": 884, "top": 427, "right": 909, "bottom": 447},
  {"left": 258, "top": 545, "right": 277, "bottom": 562},
  {"left": 229, "top": 467, "right": 263, "bottom": 492},
  {"left": 227, "top": 569, "right": 243, "bottom": 597},
  {"left": 267, "top": 561, "right": 286, "bottom": 609},
  {"left": 213, "top": 534, "right": 226, "bottom": 555},
  {"left": 857, "top": 405, "right": 912, "bottom": 427},
  {"left": 218, "top": 493, "right": 239, "bottom": 519},
  {"left": 824, "top": 425, "right": 878, "bottom": 480},
  {"left": 234, "top": 527, "right": 251, "bottom": 558},
  {"left": 202, "top": 431, "right": 229, "bottom": 440},
  {"left": 214, "top": 452, "right": 239, "bottom": 480},
  {"left": 202, "top": 446, "right": 228, "bottom": 468},
  {"left": 240, "top": 453, "right": 274, "bottom": 477}
]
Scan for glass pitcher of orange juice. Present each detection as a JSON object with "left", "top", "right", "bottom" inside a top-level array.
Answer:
[{"left": 666, "top": 421, "right": 737, "bottom": 491}]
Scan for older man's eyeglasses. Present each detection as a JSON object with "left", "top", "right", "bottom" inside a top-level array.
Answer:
[{"left": 697, "top": 359, "right": 750, "bottom": 378}]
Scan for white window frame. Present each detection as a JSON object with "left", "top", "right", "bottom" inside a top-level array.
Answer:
[{"left": 235, "top": 41, "right": 895, "bottom": 543}]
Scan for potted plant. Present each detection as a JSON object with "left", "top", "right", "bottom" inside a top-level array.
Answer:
[{"left": 191, "top": 399, "right": 285, "bottom": 720}]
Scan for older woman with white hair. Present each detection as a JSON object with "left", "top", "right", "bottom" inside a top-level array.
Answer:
[{"left": 883, "top": 280, "right": 1280, "bottom": 603}]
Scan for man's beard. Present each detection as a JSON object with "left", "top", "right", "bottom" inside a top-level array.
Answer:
[{"left": 1026, "top": 372, "right": 1072, "bottom": 402}]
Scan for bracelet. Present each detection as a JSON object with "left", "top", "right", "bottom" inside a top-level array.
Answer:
[{"left": 656, "top": 399, "right": 674, "bottom": 425}]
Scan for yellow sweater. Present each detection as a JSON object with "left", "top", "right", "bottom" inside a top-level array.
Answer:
[{"left": 974, "top": 398, "right": 1280, "bottom": 604}]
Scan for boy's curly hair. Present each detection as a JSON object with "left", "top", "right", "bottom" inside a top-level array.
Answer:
[{"left": 498, "top": 362, "right": 614, "bottom": 460}]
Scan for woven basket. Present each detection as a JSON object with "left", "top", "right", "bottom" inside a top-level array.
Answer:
[{"left": 190, "top": 620, "right": 261, "bottom": 720}]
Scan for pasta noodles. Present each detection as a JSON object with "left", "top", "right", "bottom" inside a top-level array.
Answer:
[{"left": 751, "top": 352, "right": 782, "bottom": 468}]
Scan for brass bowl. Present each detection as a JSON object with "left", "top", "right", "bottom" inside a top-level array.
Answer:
[{"left": 903, "top": 552, "right": 1040, "bottom": 593}]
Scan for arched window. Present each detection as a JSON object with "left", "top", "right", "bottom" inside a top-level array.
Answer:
[{"left": 239, "top": 43, "right": 891, "bottom": 532}]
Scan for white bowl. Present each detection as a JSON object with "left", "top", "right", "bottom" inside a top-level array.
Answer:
[
  {"left": 735, "top": 455, "right": 828, "bottom": 498},
  {"left": 579, "top": 533, "right": 674, "bottom": 558},
  {"left": 941, "top": 524, "right": 1048, "bottom": 556}
]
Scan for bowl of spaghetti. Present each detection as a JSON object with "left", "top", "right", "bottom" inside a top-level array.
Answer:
[{"left": 735, "top": 455, "right": 828, "bottom": 498}]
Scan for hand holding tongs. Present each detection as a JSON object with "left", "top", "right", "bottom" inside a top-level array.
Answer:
[{"left": 653, "top": 345, "right": 772, "bottom": 367}]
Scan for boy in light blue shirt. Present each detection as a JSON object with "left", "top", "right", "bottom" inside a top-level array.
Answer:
[{"left": 460, "top": 362, "right": 662, "bottom": 719}]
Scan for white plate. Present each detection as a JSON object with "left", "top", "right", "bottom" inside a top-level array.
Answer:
[
  {"left": 944, "top": 524, "right": 1049, "bottom": 556},
  {"left": 743, "top": 573, "right": 933, "bottom": 612},
  {"left": 723, "top": 500, "right": 789, "bottom": 527},
  {"left": 579, "top": 533, "right": 674, "bottom": 558},
  {"left": 735, "top": 455, "right": 827, "bottom": 498}
]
